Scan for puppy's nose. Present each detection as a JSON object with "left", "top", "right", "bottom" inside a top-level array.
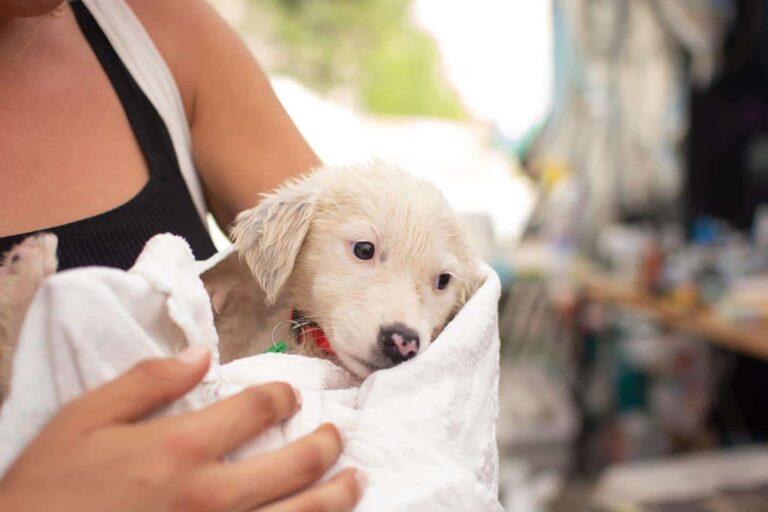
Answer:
[{"left": 379, "top": 323, "right": 420, "bottom": 364}]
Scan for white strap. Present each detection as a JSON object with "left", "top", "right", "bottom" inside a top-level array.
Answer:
[{"left": 80, "top": 0, "right": 208, "bottom": 223}]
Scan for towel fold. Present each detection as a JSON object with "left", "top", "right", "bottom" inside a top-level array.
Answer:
[{"left": 0, "top": 234, "right": 502, "bottom": 511}]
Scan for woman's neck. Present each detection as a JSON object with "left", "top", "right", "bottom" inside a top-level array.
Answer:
[
  {"left": 0, "top": 1, "right": 65, "bottom": 19},
  {"left": 0, "top": 5, "right": 65, "bottom": 65}
]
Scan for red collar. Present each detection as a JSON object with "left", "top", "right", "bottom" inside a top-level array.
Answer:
[{"left": 292, "top": 309, "right": 335, "bottom": 355}]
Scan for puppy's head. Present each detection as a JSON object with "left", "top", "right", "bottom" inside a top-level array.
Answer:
[{"left": 232, "top": 161, "right": 482, "bottom": 378}]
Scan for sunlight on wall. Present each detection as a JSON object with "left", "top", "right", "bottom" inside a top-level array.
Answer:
[{"left": 270, "top": 76, "right": 535, "bottom": 246}]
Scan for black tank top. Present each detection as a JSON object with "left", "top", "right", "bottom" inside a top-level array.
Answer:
[{"left": 0, "top": 1, "right": 217, "bottom": 270}]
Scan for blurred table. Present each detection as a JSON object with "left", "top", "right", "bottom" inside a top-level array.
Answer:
[
  {"left": 579, "top": 275, "right": 768, "bottom": 361},
  {"left": 594, "top": 445, "right": 768, "bottom": 511}
]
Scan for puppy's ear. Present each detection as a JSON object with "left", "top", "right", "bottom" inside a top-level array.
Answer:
[
  {"left": 231, "top": 182, "right": 316, "bottom": 305},
  {"left": 458, "top": 266, "right": 484, "bottom": 306}
]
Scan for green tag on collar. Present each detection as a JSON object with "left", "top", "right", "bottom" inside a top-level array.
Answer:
[{"left": 267, "top": 341, "right": 288, "bottom": 353}]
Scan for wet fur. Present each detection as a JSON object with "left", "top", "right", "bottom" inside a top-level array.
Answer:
[{"left": 209, "top": 161, "right": 483, "bottom": 377}]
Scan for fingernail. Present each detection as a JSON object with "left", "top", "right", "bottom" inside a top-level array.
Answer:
[
  {"left": 318, "top": 423, "right": 345, "bottom": 447},
  {"left": 354, "top": 469, "right": 368, "bottom": 493},
  {"left": 176, "top": 345, "right": 209, "bottom": 365},
  {"left": 292, "top": 386, "right": 302, "bottom": 411},
  {"left": 336, "top": 425, "right": 347, "bottom": 447}
]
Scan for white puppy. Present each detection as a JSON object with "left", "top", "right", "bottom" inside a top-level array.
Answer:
[
  {"left": 0, "top": 161, "right": 481, "bottom": 395},
  {"left": 206, "top": 161, "right": 482, "bottom": 377}
]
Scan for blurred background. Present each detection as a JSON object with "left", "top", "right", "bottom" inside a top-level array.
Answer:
[{"left": 211, "top": 1, "right": 768, "bottom": 510}]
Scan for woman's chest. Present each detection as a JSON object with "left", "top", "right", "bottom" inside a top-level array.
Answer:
[{"left": 0, "top": 17, "right": 148, "bottom": 236}]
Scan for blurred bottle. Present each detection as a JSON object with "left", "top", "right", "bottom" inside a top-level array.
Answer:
[
  {"left": 753, "top": 204, "right": 768, "bottom": 271},
  {"left": 690, "top": 217, "right": 727, "bottom": 305},
  {"left": 638, "top": 236, "right": 664, "bottom": 296}
]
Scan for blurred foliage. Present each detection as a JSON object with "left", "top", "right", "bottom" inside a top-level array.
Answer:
[{"left": 250, "top": 0, "right": 464, "bottom": 119}]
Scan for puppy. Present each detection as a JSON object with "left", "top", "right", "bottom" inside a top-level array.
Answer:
[
  {"left": 0, "top": 234, "right": 58, "bottom": 402},
  {"left": 205, "top": 161, "right": 483, "bottom": 378},
  {"left": 0, "top": 161, "right": 481, "bottom": 397}
]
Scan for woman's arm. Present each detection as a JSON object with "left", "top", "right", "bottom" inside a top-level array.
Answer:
[{"left": 127, "top": 0, "right": 321, "bottom": 231}]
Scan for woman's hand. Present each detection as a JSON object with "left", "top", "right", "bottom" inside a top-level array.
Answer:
[{"left": 0, "top": 346, "right": 364, "bottom": 512}]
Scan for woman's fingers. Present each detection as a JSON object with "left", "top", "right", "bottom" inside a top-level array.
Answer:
[
  {"left": 53, "top": 346, "right": 211, "bottom": 432},
  {"left": 256, "top": 468, "right": 365, "bottom": 512},
  {"left": 172, "top": 381, "right": 301, "bottom": 458},
  {"left": 196, "top": 423, "right": 344, "bottom": 510},
  {"left": 19, "top": 346, "right": 363, "bottom": 512}
]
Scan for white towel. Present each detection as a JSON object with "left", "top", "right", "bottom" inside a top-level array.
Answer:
[{"left": 0, "top": 234, "right": 503, "bottom": 511}]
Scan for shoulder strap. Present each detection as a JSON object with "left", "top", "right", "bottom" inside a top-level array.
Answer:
[{"left": 80, "top": 0, "right": 208, "bottom": 223}]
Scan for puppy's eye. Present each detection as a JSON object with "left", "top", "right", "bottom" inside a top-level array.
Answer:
[
  {"left": 353, "top": 241, "right": 375, "bottom": 260},
  {"left": 436, "top": 273, "right": 451, "bottom": 290}
]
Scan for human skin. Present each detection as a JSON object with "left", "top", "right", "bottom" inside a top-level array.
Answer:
[
  {"left": 0, "top": 0, "right": 62, "bottom": 17},
  {"left": 0, "top": 0, "right": 320, "bottom": 235}
]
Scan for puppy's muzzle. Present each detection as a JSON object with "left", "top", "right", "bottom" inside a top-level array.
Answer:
[{"left": 379, "top": 323, "right": 420, "bottom": 364}]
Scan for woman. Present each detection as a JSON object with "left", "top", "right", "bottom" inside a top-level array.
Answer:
[{"left": 0, "top": 0, "right": 363, "bottom": 510}]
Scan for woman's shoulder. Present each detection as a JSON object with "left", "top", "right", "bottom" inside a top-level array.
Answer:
[{"left": 123, "top": 0, "right": 238, "bottom": 123}]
